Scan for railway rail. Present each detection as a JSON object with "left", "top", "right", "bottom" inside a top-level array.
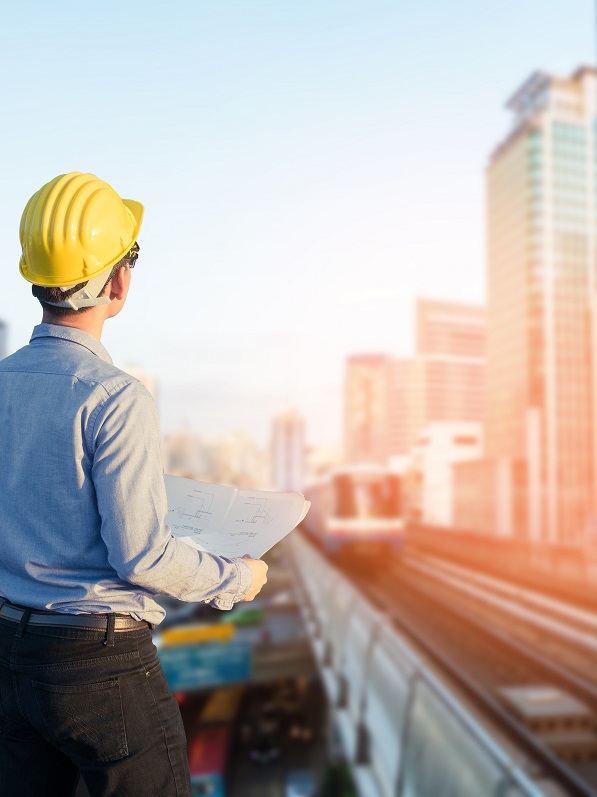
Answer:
[
  {"left": 291, "top": 533, "right": 550, "bottom": 797},
  {"left": 402, "top": 553, "right": 597, "bottom": 687},
  {"left": 407, "top": 525, "right": 597, "bottom": 612},
  {"left": 328, "top": 544, "right": 597, "bottom": 796}
]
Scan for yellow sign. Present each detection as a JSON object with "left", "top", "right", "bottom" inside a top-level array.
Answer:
[{"left": 161, "top": 623, "right": 236, "bottom": 647}]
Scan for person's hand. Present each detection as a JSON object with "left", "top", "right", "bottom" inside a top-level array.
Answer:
[{"left": 239, "top": 556, "right": 268, "bottom": 602}]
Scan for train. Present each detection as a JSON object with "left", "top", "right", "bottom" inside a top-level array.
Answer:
[{"left": 302, "top": 464, "right": 404, "bottom": 555}]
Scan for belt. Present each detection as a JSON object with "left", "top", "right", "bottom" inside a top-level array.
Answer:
[{"left": 0, "top": 602, "right": 151, "bottom": 632}]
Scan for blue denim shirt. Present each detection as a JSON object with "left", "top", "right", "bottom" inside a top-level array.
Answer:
[{"left": 0, "top": 324, "right": 253, "bottom": 624}]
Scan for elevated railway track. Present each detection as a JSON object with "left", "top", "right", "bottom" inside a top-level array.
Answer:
[
  {"left": 291, "top": 530, "right": 597, "bottom": 796},
  {"left": 407, "top": 525, "right": 597, "bottom": 611}
]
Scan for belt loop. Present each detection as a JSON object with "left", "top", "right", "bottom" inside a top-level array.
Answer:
[
  {"left": 15, "top": 609, "right": 31, "bottom": 638},
  {"left": 104, "top": 613, "right": 116, "bottom": 647}
]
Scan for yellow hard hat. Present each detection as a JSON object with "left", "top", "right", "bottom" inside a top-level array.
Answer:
[{"left": 19, "top": 172, "right": 144, "bottom": 288}]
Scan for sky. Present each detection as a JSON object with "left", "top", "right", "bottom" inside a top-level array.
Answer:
[{"left": 0, "top": 0, "right": 594, "bottom": 449}]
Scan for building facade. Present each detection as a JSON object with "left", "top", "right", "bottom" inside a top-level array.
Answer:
[
  {"left": 271, "top": 408, "right": 306, "bottom": 492},
  {"left": 344, "top": 354, "right": 393, "bottom": 464},
  {"left": 408, "top": 421, "right": 483, "bottom": 527},
  {"left": 388, "top": 357, "right": 423, "bottom": 457},
  {"left": 416, "top": 298, "right": 485, "bottom": 427},
  {"left": 344, "top": 301, "right": 485, "bottom": 471},
  {"left": 486, "top": 67, "right": 597, "bottom": 543}
]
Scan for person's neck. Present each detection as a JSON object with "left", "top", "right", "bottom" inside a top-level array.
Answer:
[{"left": 41, "top": 310, "right": 106, "bottom": 341}]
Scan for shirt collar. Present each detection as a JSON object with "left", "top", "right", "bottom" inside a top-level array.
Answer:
[{"left": 30, "top": 324, "right": 113, "bottom": 365}]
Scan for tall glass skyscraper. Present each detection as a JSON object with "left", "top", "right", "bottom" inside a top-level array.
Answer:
[{"left": 486, "top": 67, "right": 597, "bottom": 543}]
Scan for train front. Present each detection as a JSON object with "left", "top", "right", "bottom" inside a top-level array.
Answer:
[{"left": 322, "top": 466, "right": 404, "bottom": 555}]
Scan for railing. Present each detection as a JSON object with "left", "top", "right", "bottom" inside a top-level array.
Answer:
[{"left": 289, "top": 533, "right": 552, "bottom": 797}]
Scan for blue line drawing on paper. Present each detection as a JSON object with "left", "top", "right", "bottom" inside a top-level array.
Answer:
[
  {"left": 232, "top": 497, "right": 273, "bottom": 525},
  {"left": 176, "top": 490, "right": 216, "bottom": 530}
]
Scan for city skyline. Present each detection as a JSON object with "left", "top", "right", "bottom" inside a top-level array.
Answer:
[
  {"left": 343, "top": 297, "right": 485, "bottom": 467},
  {"left": 0, "top": 2, "right": 593, "bottom": 448}
]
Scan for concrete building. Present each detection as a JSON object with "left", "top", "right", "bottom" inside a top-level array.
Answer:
[
  {"left": 416, "top": 298, "right": 485, "bottom": 426},
  {"left": 344, "top": 353, "right": 424, "bottom": 465},
  {"left": 484, "top": 66, "right": 597, "bottom": 543},
  {"left": 344, "top": 301, "right": 485, "bottom": 474},
  {"left": 388, "top": 357, "right": 423, "bottom": 457},
  {"left": 408, "top": 422, "right": 483, "bottom": 527},
  {"left": 391, "top": 299, "right": 485, "bottom": 459},
  {"left": 344, "top": 354, "right": 393, "bottom": 464},
  {"left": 453, "top": 457, "right": 527, "bottom": 537},
  {"left": 271, "top": 408, "right": 306, "bottom": 492}
]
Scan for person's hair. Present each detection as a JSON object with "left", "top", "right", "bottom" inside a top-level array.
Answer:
[{"left": 32, "top": 243, "right": 140, "bottom": 318}]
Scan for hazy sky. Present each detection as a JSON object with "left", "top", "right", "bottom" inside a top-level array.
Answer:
[{"left": 0, "top": 1, "right": 594, "bottom": 448}]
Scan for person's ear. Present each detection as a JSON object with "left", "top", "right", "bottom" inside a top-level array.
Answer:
[{"left": 109, "top": 266, "right": 129, "bottom": 302}]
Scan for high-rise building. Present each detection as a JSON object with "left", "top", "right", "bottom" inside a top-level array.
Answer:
[
  {"left": 388, "top": 357, "right": 423, "bottom": 457},
  {"left": 344, "top": 301, "right": 485, "bottom": 467},
  {"left": 344, "top": 354, "right": 392, "bottom": 464},
  {"left": 391, "top": 298, "right": 485, "bottom": 456},
  {"left": 408, "top": 421, "right": 483, "bottom": 527},
  {"left": 0, "top": 321, "right": 7, "bottom": 360},
  {"left": 271, "top": 408, "right": 306, "bottom": 491},
  {"left": 416, "top": 298, "right": 485, "bottom": 425},
  {"left": 485, "top": 66, "right": 597, "bottom": 543}
]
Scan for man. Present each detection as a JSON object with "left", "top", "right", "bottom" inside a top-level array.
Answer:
[{"left": 0, "top": 172, "right": 268, "bottom": 797}]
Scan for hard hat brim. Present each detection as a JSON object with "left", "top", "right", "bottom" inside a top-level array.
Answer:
[
  {"left": 20, "top": 196, "right": 145, "bottom": 288},
  {"left": 123, "top": 199, "right": 144, "bottom": 243}
]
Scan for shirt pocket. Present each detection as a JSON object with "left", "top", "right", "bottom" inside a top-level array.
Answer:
[{"left": 32, "top": 677, "right": 128, "bottom": 763}]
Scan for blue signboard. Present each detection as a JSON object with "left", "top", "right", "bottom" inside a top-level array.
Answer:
[{"left": 159, "top": 641, "right": 252, "bottom": 691}]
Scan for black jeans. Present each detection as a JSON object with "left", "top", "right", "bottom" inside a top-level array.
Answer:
[{"left": 0, "top": 613, "right": 192, "bottom": 797}]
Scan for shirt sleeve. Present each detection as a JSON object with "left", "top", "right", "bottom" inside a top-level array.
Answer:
[{"left": 89, "top": 379, "right": 253, "bottom": 610}]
